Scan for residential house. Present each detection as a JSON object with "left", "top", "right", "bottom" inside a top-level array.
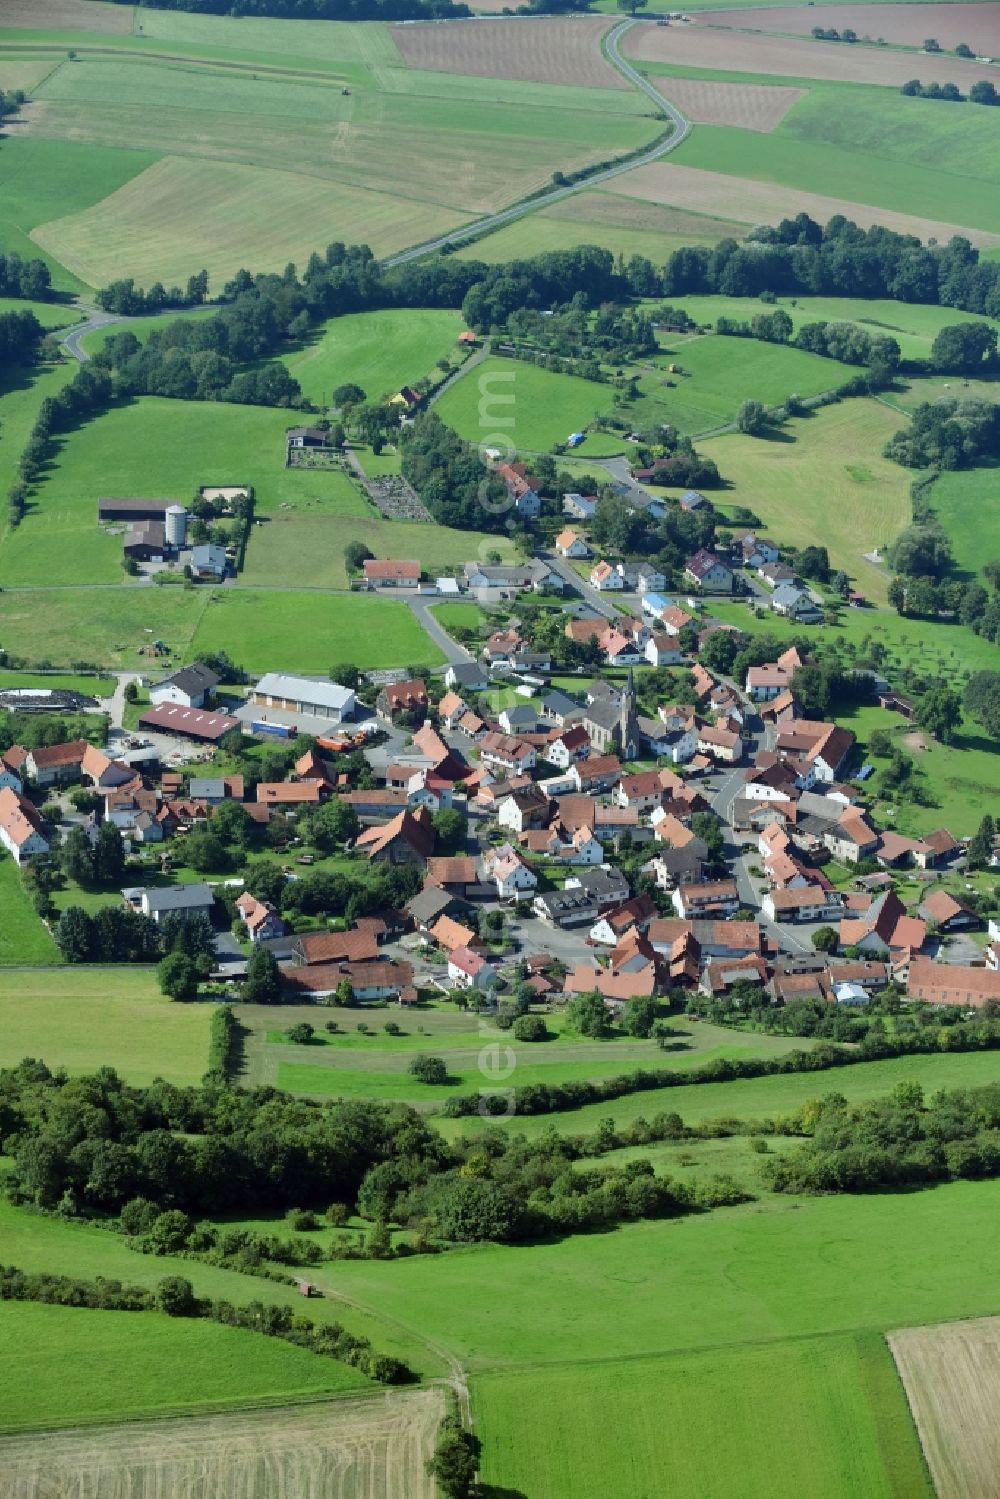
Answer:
[
  {"left": 282, "top": 959, "right": 414, "bottom": 1002},
  {"left": 759, "top": 561, "right": 797, "bottom": 588},
  {"left": 599, "top": 628, "right": 645, "bottom": 668},
  {"left": 236, "top": 891, "right": 285, "bottom": 943},
  {"left": 617, "top": 561, "right": 666, "bottom": 594},
  {"left": 679, "top": 489, "right": 709, "bottom": 512},
  {"left": 496, "top": 461, "right": 541, "bottom": 518},
  {"left": 355, "top": 807, "right": 434, "bottom": 866},
  {"left": 497, "top": 786, "right": 550, "bottom": 834},
  {"left": 448, "top": 945, "right": 497, "bottom": 991},
  {"left": 539, "top": 690, "right": 586, "bottom": 731},
  {"left": 363, "top": 559, "right": 421, "bottom": 589},
  {"left": 256, "top": 782, "right": 323, "bottom": 809},
  {"left": 444, "top": 662, "right": 489, "bottom": 693},
  {"left": 684, "top": 550, "right": 734, "bottom": 593},
  {"left": 545, "top": 724, "right": 591, "bottom": 769},
  {"left": 130, "top": 883, "right": 216, "bottom": 925},
  {"left": 499, "top": 704, "right": 538, "bottom": 737},
  {"left": 25, "top": 739, "right": 89, "bottom": 787},
  {"left": 555, "top": 528, "right": 590, "bottom": 559},
  {"left": 771, "top": 584, "right": 822, "bottom": 623},
  {"left": 589, "top": 894, "right": 658, "bottom": 947},
  {"left": 672, "top": 880, "right": 739, "bottom": 919},
  {"left": 590, "top": 561, "right": 624, "bottom": 592},
  {"left": 562, "top": 492, "right": 597, "bottom": 520},
  {"left": 190, "top": 544, "right": 227, "bottom": 580},
  {"left": 480, "top": 731, "right": 536, "bottom": 776},
  {"left": 645, "top": 634, "right": 685, "bottom": 667},
  {"left": 480, "top": 843, "right": 537, "bottom": 900},
  {"left": 737, "top": 532, "right": 780, "bottom": 569},
  {"left": 533, "top": 866, "right": 629, "bottom": 926},
  {"left": 762, "top": 885, "right": 845, "bottom": 924},
  {"left": 822, "top": 808, "right": 879, "bottom": 865},
  {"left": 149, "top": 662, "right": 220, "bottom": 710},
  {"left": 563, "top": 825, "right": 604, "bottom": 866},
  {"left": 840, "top": 890, "right": 926, "bottom": 959},
  {"left": 376, "top": 679, "right": 429, "bottom": 723},
  {"left": 569, "top": 754, "right": 623, "bottom": 794},
  {"left": 918, "top": 889, "right": 979, "bottom": 932},
  {"left": 0, "top": 786, "right": 49, "bottom": 862},
  {"left": 428, "top": 915, "right": 482, "bottom": 955},
  {"left": 286, "top": 426, "right": 329, "bottom": 449},
  {"left": 615, "top": 770, "right": 664, "bottom": 813},
  {"left": 697, "top": 723, "right": 743, "bottom": 764},
  {"left": 436, "top": 691, "right": 467, "bottom": 730}
]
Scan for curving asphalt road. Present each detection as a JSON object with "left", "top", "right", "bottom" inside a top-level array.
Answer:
[{"left": 382, "top": 18, "right": 690, "bottom": 269}]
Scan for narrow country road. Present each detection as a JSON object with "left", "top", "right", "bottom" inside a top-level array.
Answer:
[
  {"left": 61, "top": 308, "right": 121, "bottom": 362},
  {"left": 428, "top": 337, "right": 492, "bottom": 405},
  {"left": 407, "top": 597, "right": 474, "bottom": 665},
  {"left": 542, "top": 553, "right": 619, "bottom": 619}
]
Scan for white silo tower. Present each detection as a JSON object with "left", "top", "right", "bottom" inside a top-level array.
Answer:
[{"left": 165, "top": 504, "right": 188, "bottom": 548}]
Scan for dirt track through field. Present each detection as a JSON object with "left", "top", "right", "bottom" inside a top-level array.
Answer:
[
  {"left": 646, "top": 78, "right": 805, "bottom": 131},
  {"left": 0, "top": 1388, "right": 444, "bottom": 1499},
  {"left": 606, "top": 160, "right": 1000, "bottom": 247},
  {"left": 2, "top": 0, "right": 133, "bottom": 33},
  {"left": 890, "top": 1317, "right": 1000, "bottom": 1499},
  {"left": 699, "top": 4, "right": 1000, "bottom": 56},
  {"left": 625, "top": 20, "right": 1000, "bottom": 86},
  {"left": 390, "top": 17, "right": 629, "bottom": 90}
]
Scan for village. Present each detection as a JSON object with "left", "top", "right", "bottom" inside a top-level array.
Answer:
[{"left": 2, "top": 504, "right": 998, "bottom": 1021}]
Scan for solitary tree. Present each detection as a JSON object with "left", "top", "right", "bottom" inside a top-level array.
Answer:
[
  {"left": 408, "top": 1054, "right": 449, "bottom": 1085},
  {"left": 157, "top": 951, "right": 199, "bottom": 1002},
  {"left": 968, "top": 814, "right": 996, "bottom": 870},
  {"left": 243, "top": 945, "right": 281, "bottom": 1004},
  {"left": 60, "top": 826, "right": 94, "bottom": 887},
  {"left": 811, "top": 926, "right": 839, "bottom": 954},
  {"left": 736, "top": 399, "right": 768, "bottom": 435}
]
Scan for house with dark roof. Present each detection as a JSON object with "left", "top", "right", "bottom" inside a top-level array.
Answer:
[
  {"left": 150, "top": 662, "right": 220, "bottom": 710},
  {"left": 684, "top": 550, "right": 734, "bottom": 592}
]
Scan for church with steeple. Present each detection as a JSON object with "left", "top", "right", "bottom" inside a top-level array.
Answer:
[{"left": 581, "top": 668, "right": 642, "bottom": 758}]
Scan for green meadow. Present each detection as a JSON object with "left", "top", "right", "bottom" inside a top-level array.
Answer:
[
  {"left": 0, "top": 358, "right": 76, "bottom": 533},
  {"left": 0, "top": 858, "right": 61, "bottom": 966},
  {"left": 0, "top": 1302, "right": 366, "bottom": 1432},
  {"left": 189, "top": 590, "right": 444, "bottom": 674},
  {"left": 473, "top": 1335, "right": 931, "bottom": 1499},
  {"left": 0, "top": 968, "right": 212, "bottom": 1086},
  {"left": 923, "top": 465, "right": 1000, "bottom": 586},
  {"left": 671, "top": 121, "right": 1000, "bottom": 236},
  {"left": 282, "top": 308, "right": 464, "bottom": 406},
  {"left": 455, "top": 192, "right": 739, "bottom": 264},
  {"left": 434, "top": 356, "right": 625, "bottom": 456},
  {"left": 658, "top": 293, "right": 1000, "bottom": 364},
  {"left": 698, "top": 398, "right": 910, "bottom": 604},
  {"left": 640, "top": 332, "right": 854, "bottom": 435}
]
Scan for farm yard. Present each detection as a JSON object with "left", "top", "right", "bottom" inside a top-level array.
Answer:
[{"left": 890, "top": 1316, "right": 1000, "bottom": 1499}]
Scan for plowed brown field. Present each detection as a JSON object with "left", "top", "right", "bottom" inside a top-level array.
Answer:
[
  {"left": 890, "top": 1317, "right": 1000, "bottom": 1499},
  {"left": 649, "top": 78, "right": 805, "bottom": 130},
  {"left": 0, "top": 1389, "right": 445, "bottom": 1499},
  {"left": 625, "top": 21, "right": 1000, "bottom": 86},
  {"left": 390, "top": 17, "right": 629, "bottom": 89},
  {"left": 2, "top": 0, "right": 133, "bottom": 32},
  {"left": 699, "top": 5, "right": 1000, "bottom": 55},
  {"left": 606, "top": 160, "right": 1000, "bottom": 246}
]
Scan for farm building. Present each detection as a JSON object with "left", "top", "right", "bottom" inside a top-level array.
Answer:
[
  {"left": 249, "top": 674, "right": 356, "bottom": 724},
  {"left": 98, "top": 498, "right": 175, "bottom": 523},
  {"left": 137, "top": 703, "right": 240, "bottom": 743},
  {"left": 150, "top": 663, "right": 220, "bottom": 710},
  {"left": 286, "top": 426, "right": 329, "bottom": 449}
]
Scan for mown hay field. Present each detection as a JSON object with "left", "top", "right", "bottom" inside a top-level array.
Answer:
[
  {"left": 455, "top": 191, "right": 741, "bottom": 263},
  {"left": 701, "top": 4, "right": 1000, "bottom": 53},
  {"left": 625, "top": 19, "right": 1000, "bottom": 86},
  {"left": 891, "top": 1316, "right": 1000, "bottom": 1499},
  {"left": 648, "top": 76, "right": 806, "bottom": 129},
  {"left": 0, "top": 968, "right": 212, "bottom": 1086},
  {"left": 1, "top": 0, "right": 132, "bottom": 33},
  {"left": 0, "top": 1303, "right": 376, "bottom": 1438},
  {"left": 474, "top": 1334, "right": 931, "bottom": 1499},
  {"left": 390, "top": 15, "right": 629, "bottom": 89},
  {"left": 606, "top": 159, "right": 1000, "bottom": 246}
]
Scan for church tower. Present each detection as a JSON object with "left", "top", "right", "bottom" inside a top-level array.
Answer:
[{"left": 618, "top": 667, "right": 640, "bottom": 761}]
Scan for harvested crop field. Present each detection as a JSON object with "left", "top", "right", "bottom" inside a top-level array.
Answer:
[
  {"left": 0, "top": 1388, "right": 445, "bottom": 1499},
  {"left": 700, "top": 5, "right": 1000, "bottom": 55},
  {"left": 890, "top": 1316, "right": 1000, "bottom": 1499},
  {"left": 652, "top": 78, "right": 805, "bottom": 130},
  {"left": 606, "top": 161, "right": 1000, "bottom": 247},
  {"left": 625, "top": 21, "right": 1000, "bottom": 86},
  {"left": 390, "top": 17, "right": 628, "bottom": 89},
  {"left": 2, "top": 0, "right": 132, "bottom": 32}
]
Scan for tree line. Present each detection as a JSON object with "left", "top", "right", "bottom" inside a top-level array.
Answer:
[
  {"left": 902, "top": 78, "right": 999, "bottom": 105},
  {"left": 0, "top": 1262, "right": 412, "bottom": 1383},
  {"left": 105, "top": 0, "right": 469, "bottom": 18},
  {"left": 95, "top": 269, "right": 209, "bottom": 316},
  {"left": 0, "top": 251, "right": 52, "bottom": 301}
]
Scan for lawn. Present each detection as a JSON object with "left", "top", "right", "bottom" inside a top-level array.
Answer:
[
  {"left": 0, "top": 358, "right": 76, "bottom": 536},
  {"left": 0, "top": 968, "right": 212, "bottom": 1085},
  {"left": 434, "top": 356, "right": 624, "bottom": 456},
  {"left": 428, "top": 601, "right": 486, "bottom": 635},
  {"left": 0, "top": 296, "right": 81, "bottom": 332},
  {"left": 670, "top": 120, "right": 1000, "bottom": 237},
  {"left": 0, "top": 857, "right": 61, "bottom": 965},
  {"left": 697, "top": 398, "right": 910, "bottom": 603},
  {"left": 0, "top": 1302, "right": 364, "bottom": 1432},
  {"left": 0, "top": 585, "right": 207, "bottom": 670},
  {"left": 241, "top": 513, "right": 516, "bottom": 590},
  {"left": 282, "top": 308, "right": 465, "bottom": 407},
  {"left": 0, "top": 669, "right": 114, "bottom": 695},
  {"left": 652, "top": 293, "right": 1000, "bottom": 364},
  {"left": 636, "top": 331, "right": 855, "bottom": 436},
  {"left": 189, "top": 590, "right": 445, "bottom": 674},
  {"left": 473, "top": 1334, "right": 931, "bottom": 1499},
  {"left": 0, "top": 396, "right": 371, "bottom": 587}
]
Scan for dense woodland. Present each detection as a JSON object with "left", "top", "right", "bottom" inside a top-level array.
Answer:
[{"left": 0, "top": 251, "right": 51, "bottom": 301}]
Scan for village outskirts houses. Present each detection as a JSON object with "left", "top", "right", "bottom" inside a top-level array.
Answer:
[
  {"left": 555, "top": 528, "right": 591, "bottom": 559},
  {"left": 684, "top": 549, "right": 735, "bottom": 593}
]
